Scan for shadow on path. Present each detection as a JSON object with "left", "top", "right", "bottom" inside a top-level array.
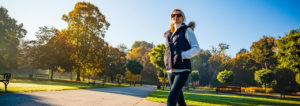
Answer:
[
  {"left": 86, "top": 86, "right": 156, "bottom": 98},
  {"left": 0, "top": 86, "right": 157, "bottom": 106},
  {"left": 0, "top": 93, "right": 51, "bottom": 106}
]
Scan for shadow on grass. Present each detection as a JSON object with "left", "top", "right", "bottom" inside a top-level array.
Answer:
[
  {"left": 0, "top": 93, "right": 50, "bottom": 106},
  {"left": 148, "top": 90, "right": 300, "bottom": 105}
]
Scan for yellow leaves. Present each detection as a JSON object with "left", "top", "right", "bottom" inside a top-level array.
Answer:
[
  {"left": 241, "top": 87, "right": 274, "bottom": 93},
  {"left": 127, "top": 47, "right": 148, "bottom": 62},
  {"left": 158, "top": 77, "right": 168, "bottom": 83},
  {"left": 125, "top": 69, "right": 140, "bottom": 82},
  {"left": 57, "top": 66, "right": 65, "bottom": 72},
  {"left": 231, "top": 52, "right": 251, "bottom": 62}
]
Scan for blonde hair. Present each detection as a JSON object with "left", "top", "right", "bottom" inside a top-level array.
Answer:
[{"left": 170, "top": 9, "right": 185, "bottom": 32}]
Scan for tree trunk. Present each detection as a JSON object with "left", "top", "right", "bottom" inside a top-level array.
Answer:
[
  {"left": 50, "top": 69, "right": 54, "bottom": 80},
  {"left": 83, "top": 75, "right": 85, "bottom": 81},
  {"left": 76, "top": 71, "right": 81, "bottom": 81},
  {"left": 140, "top": 76, "right": 143, "bottom": 86},
  {"left": 163, "top": 74, "right": 166, "bottom": 91},
  {"left": 265, "top": 83, "right": 267, "bottom": 94},
  {"left": 102, "top": 79, "right": 106, "bottom": 87},
  {"left": 70, "top": 71, "right": 73, "bottom": 80},
  {"left": 265, "top": 62, "right": 268, "bottom": 70},
  {"left": 117, "top": 76, "right": 121, "bottom": 86},
  {"left": 192, "top": 81, "right": 194, "bottom": 88},
  {"left": 111, "top": 76, "right": 114, "bottom": 83}
]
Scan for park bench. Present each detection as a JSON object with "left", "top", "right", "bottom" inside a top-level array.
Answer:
[
  {"left": 35, "top": 74, "right": 49, "bottom": 79},
  {"left": 216, "top": 86, "right": 241, "bottom": 94},
  {"left": 88, "top": 76, "right": 99, "bottom": 86},
  {"left": 0, "top": 73, "right": 11, "bottom": 93},
  {"left": 281, "top": 89, "right": 300, "bottom": 99}
]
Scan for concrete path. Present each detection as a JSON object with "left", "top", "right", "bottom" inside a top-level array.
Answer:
[{"left": 0, "top": 86, "right": 166, "bottom": 106}]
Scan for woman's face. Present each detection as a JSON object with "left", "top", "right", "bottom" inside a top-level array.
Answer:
[{"left": 171, "top": 11, "right": 184, "bottom": 24}]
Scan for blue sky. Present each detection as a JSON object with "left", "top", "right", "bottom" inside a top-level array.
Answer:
[{"left": 1, "top": 0, "right": 300, "bottom": 57}]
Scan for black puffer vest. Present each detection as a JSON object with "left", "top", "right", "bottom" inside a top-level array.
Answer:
[{"left": 164, "top": 23, "right": 191, "bottom": 70}]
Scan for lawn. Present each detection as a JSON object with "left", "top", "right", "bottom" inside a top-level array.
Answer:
[
  {"left": 0, "top": 78, "right": 130, "bottom": 93},
  {"left": 146, "top": 90, "right": 300, "bottom": 106}
]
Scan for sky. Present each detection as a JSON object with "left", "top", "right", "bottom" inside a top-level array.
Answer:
[{"left": 1, "top": 0, "right": 300, "bottom": 57}]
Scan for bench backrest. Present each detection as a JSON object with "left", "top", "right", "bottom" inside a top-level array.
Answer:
[{"left": 3, "top": 73, "right": 11, "bottom": 80}]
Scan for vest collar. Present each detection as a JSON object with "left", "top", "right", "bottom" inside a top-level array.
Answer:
[{"left": 171, "top": 23, "right": 186, "bottom": 38}]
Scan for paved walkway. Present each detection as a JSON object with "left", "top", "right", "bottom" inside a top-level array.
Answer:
[{"left": 0, "top": 86, "right": 166, "bottom": 106}]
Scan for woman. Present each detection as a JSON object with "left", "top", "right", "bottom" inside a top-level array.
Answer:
[{"left": 164, "top": 9, "right": 200, "bottom": 106}]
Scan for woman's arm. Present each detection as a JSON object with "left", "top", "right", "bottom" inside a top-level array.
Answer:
[{"left": 182, "top": 27, "right": 200, "bottom": 59}]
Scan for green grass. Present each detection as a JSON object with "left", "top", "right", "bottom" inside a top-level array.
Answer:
[
  {"left": 146, "top": 90, "right": 300, "bottom": 106},
  {"left": 0, "top": 79, "right": 131, "bottom": 92}
]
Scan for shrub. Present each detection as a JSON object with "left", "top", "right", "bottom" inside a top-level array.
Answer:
[
  {"left": 217, "top": 70, "right": 234, "bottom": 84},
  {"left": 241, "top": 87, "right": 274, "bottom": 93},
  {"left": 255, "top": 68, "right": 276, "bottom": 88}
]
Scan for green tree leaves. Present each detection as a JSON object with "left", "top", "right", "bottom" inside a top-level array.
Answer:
[
  {"left": 126, "top": 60, "right": 143, "bottom": 75},
  {"left": 250, "top": 36, "right": 277, "bottom": 69},
  {"left": 276, "top": 29, "right": 300, "bottom": 73},
  {"left": 217, "top": 70, "right": 234, "bottom": 84},
  {"left": 0, "top": 6, "right": 26, "bottom": 71},
  {"left": 148, "top": 44, "right": 166, "bottom": 72},
  {"left": 254, "top": 68, "right": 275, "bottom": 88}
]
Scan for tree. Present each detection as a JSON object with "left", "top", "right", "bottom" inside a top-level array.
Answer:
[
  {"left": 125, "top": 69, "right": 140, "bottom": 86},
  {"left": 23, "top": 26, "right": 59, "bottom": 79},
  {"left": 217, "top": 70, "right": 234, "bottom": 84},
  {"left": 191, "top": 49, "right": 211, "bottom": 86},
  {"left": 274, "top": 69, "right": 298, "bottom": 91},
  {"left": 62, "top": 1, "right": 110, "bottom": 81},
  {"left": 250, "top": 36, "right": 277, "bottom": 69},
  {"left": 35, "top": 26, "right": 58, "bottom": 45},
  {"left": 126, "top": 60, "right": 143, "bottom": 86},
  {"left": 218, "top": 43, "right": 229, "bottom": 56},
  {"left": 157, "top": 69, "right": 168, "bottom": 89},
  {"left": 46, "top": 30, "right": 75, "bottom": 80},
  {"left": 228, "top": 52, "right": 260, "bottom": 86},
  {"left": 117, "top": 43, "right": 128, "bottom": 53},
  {"left": 148, "top": 44, "right": 167, "bottom": 90},
  {"left": 0, "top": 6, "right": 27, "bottom": 72},
  {"left": 106, "top": 46, "right": 126, "bottom": 84},
  {"left": 276, "top": 29, "right": 300, "bottom": 73},
  {"left": 131, "top": 41, "right": 154, "bottom": 49},
  {"left": 190, "top": 70, "right": 200, "bottom": 88},
  {"left": 208, "top": 43, "right": 231, "bottom": 86},
  {"left": 128, "top": 41, "right": 157, "bottom": 85},
  {"left": 28, "top": 28, "right": 75, "bottom": 80},
  {"left": 126, "top": 60, "right": 143, "bottom": 75},
  {"left": 255, "top": 68, "right": 276, "bottom": 92},
  {"left": 149, "top": 44, "right": 166, "bottom": 73},
  {"left": 236, "top": 48, "right": 249, "bottom": 56}
]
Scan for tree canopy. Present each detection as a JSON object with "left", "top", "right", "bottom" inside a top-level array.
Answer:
[
  {"left": 276, "top": 29, "right": 300, "bottom": 73},
  {"left": 62, "top": 1, "right": 110, "bottom": 80},
  {"left": 0, "top": 6, "right": 27, "bottom": 71}
]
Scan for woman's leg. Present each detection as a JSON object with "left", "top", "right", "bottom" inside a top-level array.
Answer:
[
  {"left": 177, "top": 90, "right": 186, "bottom": 105},
  {"left": 167, "top": 71, "right": 190, "bottom": 106}
]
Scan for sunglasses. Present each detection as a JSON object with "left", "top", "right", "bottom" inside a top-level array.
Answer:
[{"left": 171, "top": 13, "right": 182, "bottom": 18}]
